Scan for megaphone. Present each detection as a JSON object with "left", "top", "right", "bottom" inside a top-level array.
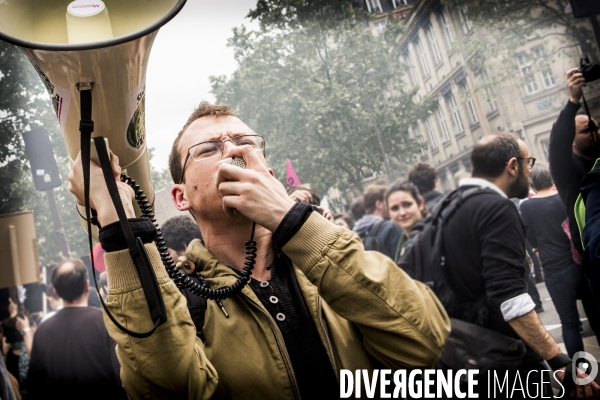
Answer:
[{"left": 0, "top": 0, "right": 187, "bottom": 238}]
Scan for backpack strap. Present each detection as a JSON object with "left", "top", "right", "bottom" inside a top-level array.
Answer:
[
  {"left": 367, "top": 219, "right": 385, "bottom": 237},
  {"left": 437, "top": 186, "right": 502, "bottom": 322}
]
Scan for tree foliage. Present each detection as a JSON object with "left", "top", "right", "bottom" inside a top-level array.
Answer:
[
  {"left": 1, "top": 42, "right": 95, "bottom": 265},
  {"left": 211, "top": 0, "right": 434, "bottom": 196}
]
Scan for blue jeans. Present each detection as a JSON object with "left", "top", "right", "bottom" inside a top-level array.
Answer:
[{"left": 544, "top": 263, "right": 600, "bottom": 357}]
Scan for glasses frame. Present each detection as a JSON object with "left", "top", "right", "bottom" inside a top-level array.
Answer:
[
  {"left": 178, "top": 134, "right": 265, "bottom": 184},
  {"left": 517, "top": 157, "right": 536, "bottom": 168}
]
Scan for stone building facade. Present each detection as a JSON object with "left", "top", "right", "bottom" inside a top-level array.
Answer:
[{"left": 354, "top": 0, "right": 600, "bottom": 191}]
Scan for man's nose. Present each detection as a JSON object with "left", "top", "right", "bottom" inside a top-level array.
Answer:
[{"left": 222, "top": 140, "right": 237, "bottom": 152}]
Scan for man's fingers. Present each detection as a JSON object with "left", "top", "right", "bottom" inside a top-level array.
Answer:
[
  {"left": 218, "top": 162, "right": 248, "bottom": 187},
  {"left": 110, "top": 151, "right": 121, "bottom": 179}
]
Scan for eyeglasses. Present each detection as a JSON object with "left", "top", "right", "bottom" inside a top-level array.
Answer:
[
  {"left": 178, "top": 134, "right": 265, "bottom": 184},
  {"left": 517, "top": 157, "right": 536, "bottom": 168}
]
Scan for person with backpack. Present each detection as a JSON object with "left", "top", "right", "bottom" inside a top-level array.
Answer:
[
  {"left": 353, "top": 184, "right": 403, "bottom": 260},
  {"left": 384, "top": 180, "right": 428, "bottom": 266},
  {"left": 400, "top": 132, "right": 599, "bottom": 398}
]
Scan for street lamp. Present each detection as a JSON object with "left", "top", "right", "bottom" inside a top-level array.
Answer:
[{"left": 346, "top": 69, "right": 393, "bottom": 184}]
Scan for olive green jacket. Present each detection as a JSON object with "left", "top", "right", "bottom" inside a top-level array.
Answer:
[{"left": 103, "top": 213, "right": 450, "bottom": 399}]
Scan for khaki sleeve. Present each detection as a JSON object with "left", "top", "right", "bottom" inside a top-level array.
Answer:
[
  {"left": 283, "top": 213, "right": 450, "bottom": 368},
  {"left": 104, "top": 244, "right": 218, "bottom": 399}
]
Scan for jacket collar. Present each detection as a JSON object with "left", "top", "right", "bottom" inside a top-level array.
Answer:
[{"left": 459, "top": 177, "right": 507, "bottom": 198}]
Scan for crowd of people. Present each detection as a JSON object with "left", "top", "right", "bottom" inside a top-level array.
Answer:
[{"left": 0, "top": 68, "right": 599, "bottom": 399}]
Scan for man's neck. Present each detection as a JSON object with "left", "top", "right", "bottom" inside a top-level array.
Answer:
[
  {"left": 371, "top": 210, "right": 384, "bottom": 218},
  {"left": 62, "top": 296, "right": 88, "bottom": 308},
  {"left": 201, "top": 222, "right": 275, "bottom": 282},
  {"left": 533, "top": 188, "right": 556, "bottom": 198}
]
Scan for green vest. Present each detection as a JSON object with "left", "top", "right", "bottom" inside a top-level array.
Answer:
[{"left": 574, "top": 158, "right": 600, "bottom": 249}]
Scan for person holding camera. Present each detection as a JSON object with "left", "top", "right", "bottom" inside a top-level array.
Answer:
[
  {"left": 67, "top": 101, "right": 450, "bottom": 400},
  {"left": 549, "top": 67, "right": 600, "bottom": 265}
]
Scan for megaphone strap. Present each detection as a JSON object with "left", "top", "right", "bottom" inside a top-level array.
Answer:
[{"left": 94, "top": 137, "right": 167, "bottom": 329}]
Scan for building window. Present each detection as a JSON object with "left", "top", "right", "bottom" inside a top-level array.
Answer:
[
  {"left": 373, "top": 20, "right": 386, "bottom": 34},
  {"left": 458, "top": 6, "right": 473, "bottom": 35},
  {"left": 414, "top": 124, "right": 427, "bottom": 155},
  {"left": 365, "top": 0, "right": 382, "bottom": 13},
  {"left": 434, "top": 109, "right": 450, "bottom": 143},
  {"left": 480, "top": 71, "right": 498, "bottom": 113},
  {"left": 541, "top": 139, "right": 549, "bottom": 160},
  {"left": 466, "top": 93, "right": 479, "bottom": 124},
  {"left": 517, "top": 53, "right": 539, "bottom": 95},
  {"left": 427, "top": 25, "right": 443, "bottom": 65},
  {"left": 440, "top": 9, "right": 455, "bottom": 49},
  {"left": 415, "top": 39, "right": 430, "bottom": 77},
  {"left": 532, "top": 47, "right": 555, "bottom": 88},
  {"left": 447, "top": 94, "right": 465, "bottom": 134},
  {"left": 426, "top": 117, "right": 439, "bottom": 149},
  {"left": 404, "top": 51, "right": 419, "bottom": 86},
  {"left": 392, "top": 0, "right": 407, "bottom": 7}
]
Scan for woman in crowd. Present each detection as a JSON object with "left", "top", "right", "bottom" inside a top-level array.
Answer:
[{"left": 385, "top": 180, "right": 428, "bottom": 265}]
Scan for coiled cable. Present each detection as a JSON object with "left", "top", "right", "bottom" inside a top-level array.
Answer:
[{"left": 121, "top": 173, "right": 256, "bottom": 301}]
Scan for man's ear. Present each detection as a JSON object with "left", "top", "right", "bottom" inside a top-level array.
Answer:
[
  {"left": 171, "top": 184, "right": 191, "bottom": 211},
  {"left": 506, "top": 157, "right": 519, "bottom": 177},
  {"left": 375, "top": 199, "right": 384, "bottom": 211}
]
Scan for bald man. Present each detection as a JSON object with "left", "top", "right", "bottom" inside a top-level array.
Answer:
[
  {"left": 26, "top": 259, "right": 127, "bottom": 400},
  {"left": 549, "top": 68, "right": 600, "bottom": 259}
]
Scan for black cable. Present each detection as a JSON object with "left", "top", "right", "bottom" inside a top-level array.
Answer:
[{"left": 120, "top": 173, "right": 256, "bottom": 303}]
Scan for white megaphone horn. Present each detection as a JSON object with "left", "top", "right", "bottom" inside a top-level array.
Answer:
[{"left": 0, "top": 0, "right": 187, "bottom": 238}]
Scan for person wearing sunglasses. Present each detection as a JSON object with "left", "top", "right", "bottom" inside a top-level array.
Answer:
[{"left": 68, "top": 101, "right": 450, "bottom": 400}]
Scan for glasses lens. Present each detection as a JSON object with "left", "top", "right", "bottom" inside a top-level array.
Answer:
[
  {"left": 190, "top": 141, "right": 223, "bottom": 161},
  {"left": 233, "top": 135, "right": 264, "bottom": 149}
]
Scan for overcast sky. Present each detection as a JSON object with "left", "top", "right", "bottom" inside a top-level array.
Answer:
[{"left": 145, "top": 0, "right": 259, "bottom": 171}]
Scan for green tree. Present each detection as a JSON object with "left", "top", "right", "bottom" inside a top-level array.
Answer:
[
  {"left": 149, "top": 147, "right": 175, "bottom": 192},
  {"left": 211, "top": 1, "right": 434, "bottom": 195}
]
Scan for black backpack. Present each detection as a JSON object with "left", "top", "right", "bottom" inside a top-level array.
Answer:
[
  {"left": 359, "top": 219, "right": 386, "bottom": 254},
  {"left": 400, "top": 186, "right": 527, "bottom": 376},
  {"left": 399, "top": 186, "right": 493, "bottom": 317}
]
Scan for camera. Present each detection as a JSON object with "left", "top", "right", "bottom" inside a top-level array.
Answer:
[{"left": 577, "top": 57, "right": 600, "bottom": 83}]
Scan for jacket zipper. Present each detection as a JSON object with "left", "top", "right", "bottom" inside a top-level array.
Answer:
[
  {"left": 244, "top": 297, "right": 302, "bottom": 400},
  {"left": 317, "top": 297, "right": 339, "bottom": 377}
]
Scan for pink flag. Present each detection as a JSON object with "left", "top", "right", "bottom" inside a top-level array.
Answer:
[
  {"left": 286, "top": 158, "right": 301, "bottom": 187},
  {"left": 91, "top": 242, "right": 106, "bottom": 274}
]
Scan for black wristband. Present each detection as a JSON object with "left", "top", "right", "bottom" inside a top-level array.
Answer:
[
  {"left": 547, "top": 353, "right": 571, "bottom": 370},
  {"left": 99, "top": 217, "right": 157, "bottom": 252},
  {"left": 272, "top": 202, "right": 314, "bottom": 249}
]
